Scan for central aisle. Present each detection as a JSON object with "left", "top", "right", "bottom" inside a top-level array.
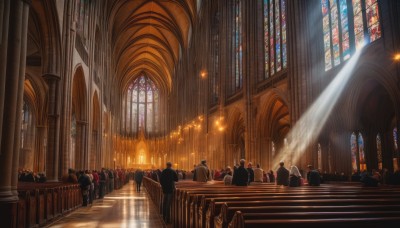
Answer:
[{"left": 48, "top": 181, "right": 165, "bottom": 228}]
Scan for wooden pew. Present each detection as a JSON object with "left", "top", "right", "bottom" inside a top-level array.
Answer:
[
  {"left": 228, "top": 211, "right": 400, "bottom": 228},
  {"left": 232, "top": 216, "right": 400, "bottom": 228},
  {"left": 215, "top": 199, "right": 400, "bottom": 228}
]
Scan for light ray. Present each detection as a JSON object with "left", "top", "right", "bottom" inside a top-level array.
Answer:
[{"left": 272, "top": 46, "right": 364, "bottom": 169}]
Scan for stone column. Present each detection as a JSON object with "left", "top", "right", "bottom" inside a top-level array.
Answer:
[
  {"left": 76, "top": 120, "right": 88, "bottom": 170},
  {"left": 286, "top": 0, "right": 323, "bottom": 169},
  {"left": 0, "top": 0, "right": 30, "bottom": 226},
  {"left": 43, "top": 74, "right": 61, "bottom": 181},
  {"left": 34, "top": 126, "right": 46, "bottom": 172},
  {"left": 0, "top": 0, "right": 10, "bottom": 146}
]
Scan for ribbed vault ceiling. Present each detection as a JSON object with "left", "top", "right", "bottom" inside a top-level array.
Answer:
[{"left": 108, "top": 0, "right": 197, "bottom": 93}]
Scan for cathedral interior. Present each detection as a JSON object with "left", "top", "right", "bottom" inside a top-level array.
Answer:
[{"left": 1, "top": 0, "right": 400, "bottom": 227}]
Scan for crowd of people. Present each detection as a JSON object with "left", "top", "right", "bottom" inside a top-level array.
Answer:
[
  {"left": 60, "top": 168, "right": 133, "bottom": 206},
  {"left": 18, "top": 169, "right": 47, "bottom": 183},
  {"left": 17, "top": 159, "right": 400, "bottom": 225}
]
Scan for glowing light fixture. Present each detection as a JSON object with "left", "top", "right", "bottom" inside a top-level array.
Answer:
[{"left": 394, "top": 53, "right": 400, "bottom": 61}]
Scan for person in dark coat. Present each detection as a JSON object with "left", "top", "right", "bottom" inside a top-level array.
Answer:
[
  {"left": 160, "top": 162, "right": 178, "bottom": 223},
  {"left": 276, "top": 161, "right": 289, "bottom": 186},
  {"left": 134, "top": 169, "right": 144, "bottom": 192},
  {"left": 232, "top": 159, "right": 249, "bottom": 186},
  {"left": 247, "top": 162, "right": 254, "bottom": 184},
  {"left": 307, "top": 165, "right": 321, "bottom": 186},
  {"left": 78, "top": 171, "right": 91, "bottom": 206}
]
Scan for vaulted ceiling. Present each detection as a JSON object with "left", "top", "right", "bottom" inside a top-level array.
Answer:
[{"left": 108, "top": 0, "right": 199, "bottom": 93}]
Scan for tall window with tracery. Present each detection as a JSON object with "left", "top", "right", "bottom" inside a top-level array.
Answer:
[
  {"left": 262, "top": 0, "right": 287, "bottom": 80},
  {"left": 124, "top": 75, "right": 159, "bottom": 135},
  {"left": 230, "top": 0, "right": 243, "bottom": 95},
  {"left": 321, "top": 0, "right": 381, "bottom": 71},
  {"left": 75, "top": 0, "right": 90, "bottom": 44},
  {"left": 376, "top": 133, "right": 382, "bottom": 170},
  {"left": 210, "top": 12, "right": 220, "bottom": 106}
]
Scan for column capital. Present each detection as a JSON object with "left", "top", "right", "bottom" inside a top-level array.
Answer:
[{"left": 42, "top": 73, "right": 61, "bottom": 81}]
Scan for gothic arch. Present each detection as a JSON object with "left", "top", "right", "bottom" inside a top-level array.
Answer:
[
  {"left": 30, "top": 0, "right": 61, "bottom": 75},
  {"left": 335, "top": 63, "right": 400, "bottom": 172},
  {"left": 226, "top": 107, "right": 246, "bottom": 165},
  {"left": 257, "top": 91, "right": 290, "bottom": 169},
  {"left": 71, "top": 66, "right": 88, "bottom": 170}
]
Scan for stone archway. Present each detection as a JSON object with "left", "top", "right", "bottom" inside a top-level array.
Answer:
[
  {"left": 350, "top": 80, "right": 397, "bottom": 172},
  {"left": 257, "top": 94, "right": 290, "bottom": 170},
  {"left": 71, "top": 66, "right": 88, "bottom": 170},
  {"left": 226, "top": 108, "right": 245, "bottom": 166}
]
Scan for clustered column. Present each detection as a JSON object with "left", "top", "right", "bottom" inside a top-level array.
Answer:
[{"left": 0, "top": 0, "right": 31, "bottom": 226}]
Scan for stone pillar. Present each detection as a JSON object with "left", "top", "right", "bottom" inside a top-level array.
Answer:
[
  {"left": 34, "top": 126, "right": 46, "bottom": 172},
  {"left": 43, "top": 74, "right": 61, "bottom": 181},
  {"left": 0, "top": 0, "right": 30, "bottom": 226},
  {"left": 76, "top": 121, "right": 88, "bottom": 170},
  {"left": 0, "top": 0, "right": 10, "bottom": 146},
  {"left": 286, "top": 0, "right": 322, "bottom": 169}
]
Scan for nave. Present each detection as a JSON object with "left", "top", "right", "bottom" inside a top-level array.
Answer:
[{"left": 47, "top": 181, "right": 164, "bottom": 228}]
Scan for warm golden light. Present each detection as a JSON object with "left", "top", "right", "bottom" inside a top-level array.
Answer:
[
  {"left": 394, "top": 53, "right": 400, "bottom": 61},
  {"left": 200, "top": 71, "right": 207, "bottom": 79}
]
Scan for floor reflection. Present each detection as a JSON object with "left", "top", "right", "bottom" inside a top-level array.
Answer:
[{"left": 47, "top": 181, "right": 164, "bottom": 228}]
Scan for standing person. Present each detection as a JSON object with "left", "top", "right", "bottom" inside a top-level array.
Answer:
[
  {"left": 134, "top": 169, "right": 144, "bottom": 192},
  {"left": 78, "top": 171, "right": 91, "bottom": 206},
  {"left": 99, "top": 168, "right": 106, "bottom": 199},
  {"left": 160, "top": 162, "right": 178, "bottom": 224},
  {"left": 253, "top": 164, "right": 264, "bottom": 183},
  {"left": 232, "top": 159, "right": 249, "bottom": 186},
  {"left": 193, "top": 160, "right": 210, "bottom": 182},
  {"left": 276, "top": 161, "right": 289, "bottom": 186}
]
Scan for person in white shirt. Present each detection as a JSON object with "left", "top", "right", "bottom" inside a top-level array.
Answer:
[{"left": 253, "top": 164, "right": 264, "bottom": 183}]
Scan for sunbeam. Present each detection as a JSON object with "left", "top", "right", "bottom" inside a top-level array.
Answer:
[{"left": 272, "top": 46, "right": 364, "bottom": 169}]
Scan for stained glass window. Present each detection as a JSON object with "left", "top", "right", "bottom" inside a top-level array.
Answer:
[
  {"left": 376, "top": 134, "right": 382, "bottom": 170},
  {"left": 125, "top": 75, "right": 159, "bottom": 135},
  {"left": 322, "top": 0, "right": 381, "bottom": 70},
  {"left": 358, "top": 133, "right": 366, "bottom": 171},
  {"left": 231, "top": 0, "right": 242, "bottom": 95},
  {"left": 350, "top": 132, "right": 358, "bottom": 172},
  {"left": 262, "top": 0, "right": 287, "bottom": 80},
  {"left": 394, "top": 128, "right": 399, "bottom": 171},
  {"left": 366, "top": 0, "right": 381, "bottom": 42}
]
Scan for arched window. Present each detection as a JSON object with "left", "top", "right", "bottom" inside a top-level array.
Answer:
[
  {"left": 321, "top": 0, "right": 381, "bottom": 71},
  {"left": 376, "top": 133, "right": 382, "bottom": 170},
  {"left": 358, "top": 133, "right": 366, "bottom": 171},
  {"left": 124, "top": 75, "right": 159, "bottom": 135},
  {"left": 210, "top": 12, "right": 220, "bottom": 106},
  {"left": 20, "top": 101, "right": 35, "bottom": 169},
  {"left": 262, "top": 0, "right": 287, "bottom": 80},
  {"left": 76, "top": 0, "right": 90, "bottom": 44},
  {"left": 229, "top": 0, "right": 243, "bottom": 95},
  {"left": 394, "top": 127, "right": 399, "bottom": 171},
  {"left": 350, "top": 132, "right": 358, "bottom": 172}
]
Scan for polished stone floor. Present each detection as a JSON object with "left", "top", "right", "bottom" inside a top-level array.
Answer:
[{"left": 48, "top": 181, "right": 165, "bottom": 228}]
